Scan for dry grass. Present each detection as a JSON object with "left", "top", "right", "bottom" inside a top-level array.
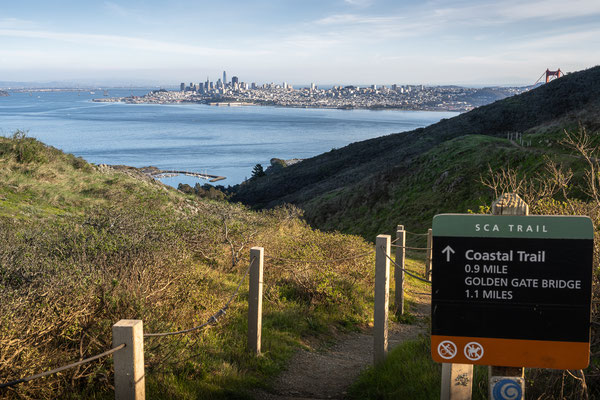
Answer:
[{"left": 0, "top": 134, "right": 375, "bottom": 399}]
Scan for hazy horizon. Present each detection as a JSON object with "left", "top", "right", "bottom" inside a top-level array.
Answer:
[{"left": 0, "top": 78, "right": 542, "bottom": 90}]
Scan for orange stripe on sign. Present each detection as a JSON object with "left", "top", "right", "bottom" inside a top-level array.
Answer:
[{"left": 431, "top": 335, "right": 589, "bottom": 369}]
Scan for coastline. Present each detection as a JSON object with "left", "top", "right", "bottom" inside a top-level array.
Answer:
[
  {"left": 4, "top": 90, "right": 458, "bottom": 188},
  {"left": 92, "top": 96, "right": 470, "bottom": 112},
  {"left": 88, "top": 84, "right": 530, "bottom": 113}
]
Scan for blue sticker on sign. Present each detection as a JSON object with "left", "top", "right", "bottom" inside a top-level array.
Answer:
[{"left": 492, "top": 378, "right": 522, "bottom": 400}]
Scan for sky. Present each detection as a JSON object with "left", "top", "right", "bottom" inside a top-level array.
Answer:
[{"left": 0, "top": 0, "right": 599, "bottom": 86}]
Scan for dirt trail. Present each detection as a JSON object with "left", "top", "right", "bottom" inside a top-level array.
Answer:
[{"left": 253, "top": 295, "right": 430, "bottom": 400}]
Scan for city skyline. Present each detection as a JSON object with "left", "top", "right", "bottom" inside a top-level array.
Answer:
[{"left": 0, "top": 0, "right": 599, "bottom": 86}]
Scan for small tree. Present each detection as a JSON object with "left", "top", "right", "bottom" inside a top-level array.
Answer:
[{"left": 251, "top": 163, "right": 266, "bottom": 179}]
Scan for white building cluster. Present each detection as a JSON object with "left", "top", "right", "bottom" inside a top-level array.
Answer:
[{"left": 98, "top": 71, "right": 529, "bottom": 112}]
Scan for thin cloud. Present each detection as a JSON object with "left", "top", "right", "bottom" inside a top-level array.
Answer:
[
  {"left": 321, "top": 0, "right": 600, "bottom": 35},
  {"left": 344, "top": 0, "right": 374, "bottom": 7},
  {"left": 509, "top": 27, "right": 600, "bottom": 50},
  {"left": 313, "top": 0, "right": 600, "bottom": 45},
  {"left": 0, "top": 17, "right": 37, "bottom": 29},
  {"left": 313, "top": 13, "right": 438, "bottom": 41},
  {"left": 281, "top": 34, "right": 342, "bottom": 49},
  {"left": 0, "top": 29, "right": 268, "bottom": 57},
  {"left": 432, "top": 0, "right": 600, "bottom": 25},
  {"left": 315, "top": 14, "right": 402, "bottom": 26},
  {"left": 497, "top": 0, "right": 600, "bottom": 21},
  {"left": 104, "top": 1, "right": 131, "bottom": 17}
]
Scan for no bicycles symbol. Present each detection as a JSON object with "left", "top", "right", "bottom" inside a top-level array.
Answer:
[{"left": 437, "top": 340, "right": 457, "bottom": 359}]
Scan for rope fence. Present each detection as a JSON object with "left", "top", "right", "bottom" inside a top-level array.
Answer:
[
  {"left": 374, "top": 228, "right": 432, "bottom": 365},
  {"left": 0, "top": 344, "right": 126, "bottom": 389},
  {"left": 144, "top": 311, "right": 222, "bottom": 338},
  {"left": 390, "top": 244, "right": 431, "bottom": 251},
  {"left": 382, "top": 250, "right": 432, "bottom": 284},
  {"left": 263, "top": 250, "right": 374, "bottom": 264},
  {"left": 405, "top": 230, "right": 429, "bottom": 236},
  {"left": 144, "top": 257, "right": 255, "bottom": 338},
  {"left": 1, "top": 256, "right": 258, "bottom": 394},
  {"left": 406, "top": 290, "right": 432, "bottom": 296},
  {"left": 2, "top": 225, "right": 431, "bottom": 398},
  {"left": 393, "top": 230, "right": 428, "bottom": 242}
]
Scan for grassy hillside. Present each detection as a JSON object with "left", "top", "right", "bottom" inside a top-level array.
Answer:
[
  {"left": 0, "top": 133, "right": 376, "bottom": 399},
  {"left": 231, "top": 66, "right": 600, "bottom": 238},
  {"left": 305, "top": 133, "right": 591, "bottom": 239},
  {"left": 343, "top": 125, "right": 600, "bottom": 399}
]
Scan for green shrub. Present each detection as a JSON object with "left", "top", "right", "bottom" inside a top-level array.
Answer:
[
  {"left": 348, "top": 335, "right": 441, "bottom": 399},
  {"left": 8, "top": 130, "right": 49, "bottom": 164}
]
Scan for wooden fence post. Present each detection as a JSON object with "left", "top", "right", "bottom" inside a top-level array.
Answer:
[
  {"left": 374, "top": 234, "right": 390, "bottom": 365},
  {"left": 426, "top": 228, "right": 433, "bottom": 281},
  {"left": 395, "top": 225, "right": 406, "bottom": 315},
  {"left": 113, "top": 320, "right": 145, "bottom": 400},
  {"left": 488, "top": 193, "right": 527, "bottom": 399},
  {"left": 248, "top": 247, "right": 264, "bottom": 355}
]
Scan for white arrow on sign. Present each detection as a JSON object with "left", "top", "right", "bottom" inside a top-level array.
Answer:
[{"left": 442, "top": 245, "right": 455, "bottom": 262}]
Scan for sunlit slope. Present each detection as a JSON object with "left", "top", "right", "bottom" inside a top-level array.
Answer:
[{"left": 0, "top": 134, "right": 375, "bottom": 399}]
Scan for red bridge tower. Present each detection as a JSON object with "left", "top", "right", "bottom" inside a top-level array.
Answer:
[{"left": 535, "top": 68, "right": 563, "bottom": 84}]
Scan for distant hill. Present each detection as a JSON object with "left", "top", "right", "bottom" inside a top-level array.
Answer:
[
  {"left": 231, "top": 66, "right": 600, "bottom": 239},
  {"left": 458, "top": 86, "right": 529, "bottom": 107}
]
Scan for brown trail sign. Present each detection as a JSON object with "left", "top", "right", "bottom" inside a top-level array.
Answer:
[
  {"left": 431, "top": 213, "right": 593, "bottom": 369},
  {"left": 432, "top": 193, "right": 594, "bottom": 400}
]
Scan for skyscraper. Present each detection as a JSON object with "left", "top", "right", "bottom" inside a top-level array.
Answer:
[
  {"left": 223, "top": 71, "right": 227, "bottom": 85},
  {"left": 232, "top": 76, "right": 239, "bottom": 85}
]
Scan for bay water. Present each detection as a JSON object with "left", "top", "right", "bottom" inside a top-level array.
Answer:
[{"left": 0, "top": 89, "right": 457, "bottom": 187}]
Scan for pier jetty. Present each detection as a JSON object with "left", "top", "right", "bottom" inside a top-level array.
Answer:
[{"left": 140, "top": 167, "right": 226, "bottom": 182}]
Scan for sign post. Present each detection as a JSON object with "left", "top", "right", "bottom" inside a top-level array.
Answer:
[
  {"left": 488, "top": 194, "right": 527, "bottom": 399},
  {"left": 431, "top": 194, "right": 593, "bottom": 399}
]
